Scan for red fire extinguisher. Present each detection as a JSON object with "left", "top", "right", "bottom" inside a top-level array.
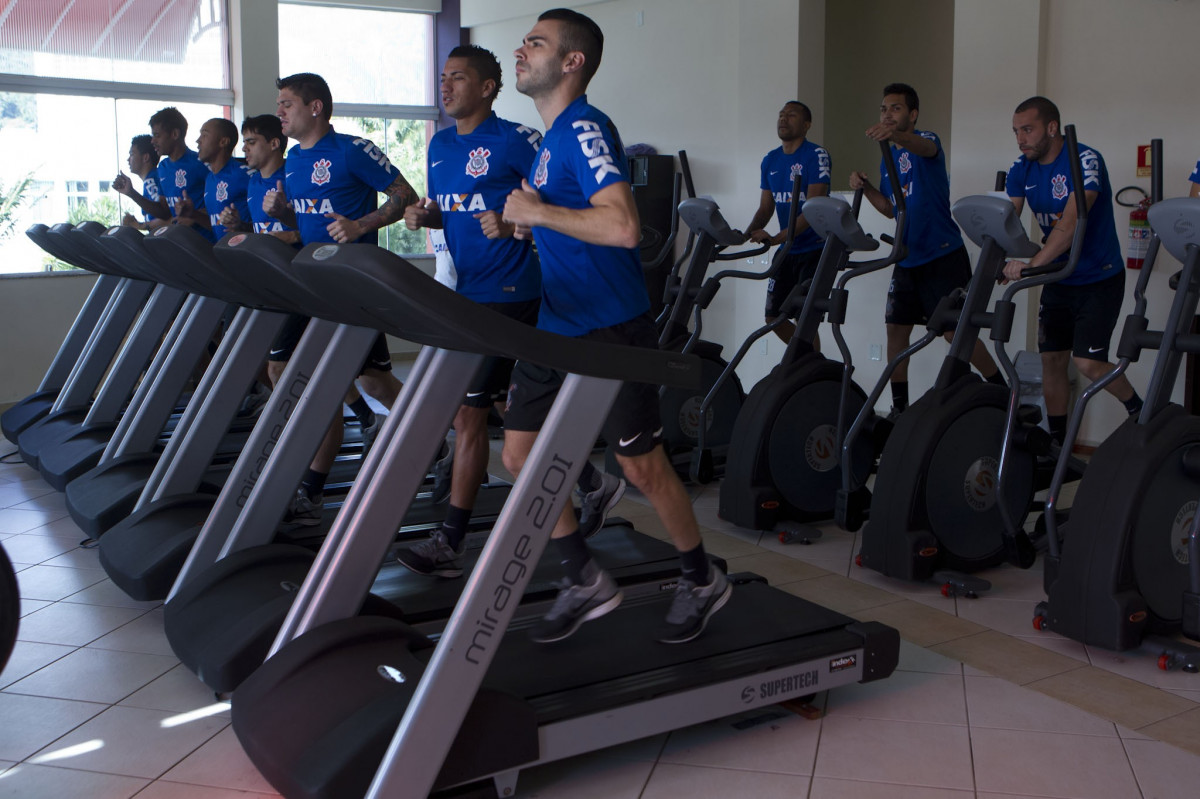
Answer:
[{"left": 1117, "top": 186, "right": 1151, "bottom": 270}]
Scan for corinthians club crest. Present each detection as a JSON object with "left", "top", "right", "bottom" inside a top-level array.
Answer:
[
  {"left": 466, "top": 146, "right": 491, "bottom": 178},
  {"left": 1052, "top": 173, "right": 1069, "bottom": 200},
  {"left": 312, "top": 158, "right": 332, "bottom": 186},
  {"left": 534, "top": 149, "right": 550, "bottom": 188},
  {"left": 174, "top": 168, "right": 187, "bottom": 188},
  {"left": 215, "top": 181, "right": 228, "bottom": 202}
]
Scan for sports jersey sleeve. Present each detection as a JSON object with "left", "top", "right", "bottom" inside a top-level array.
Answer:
[
  {"left": 344, "top": 136, "right": 399, "bottom": 193},
  {"left": 759, "top": 153, "right": 772, "bottom": 192},
  {"left": 918, "top": 130, "right": 942, "bottom": 159},
  {"left": 1191, "top": 160, "right": 1200, "bottom": 185},
  {"left": 508, "top": 123, "right": 542, "bottom": 178},
  {"left": 809, "top": 146, "right": 831, "bottom": 186},
  {"left": 1006, "top": 157, "right": 1026, "bottom": 200},
  {"left": 1077, "top": 146, "right": 1104, "bottom": 193},
  {"left": 563, "top": 115, "right": 629, "bottom": 201}
]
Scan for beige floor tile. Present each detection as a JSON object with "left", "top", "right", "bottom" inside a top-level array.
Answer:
[
  {"left": 0, "top": 692, "right": 107, "bottom": 761},
  {"left": 723, "top": 550, "right": 828, "bottom": 585},
  {"left": 658, "top": 706, "right": 819, "bottom": 775},
  {"left": 965, "top": 674, "right": 1117, "bottom": 736},
  {"left": 27, "top": 705, "right": 227, "bottom": 779},
  {"left": 1011, "top": 630, "right": 1091, "bottom": 663},
  {"left": 22, "top": 515, "right": 85, "bottom": 538},
  {"left": 119, "top": 664, "right": 231, "bottom": 715},
  {"left": 1124, "top": 737, "right": 1200, "bottom": 798},
  {"left": 813, "top": 716, "right": 974, "bottom": 789},
  {"left": 516, "top": 752, "right": 655, "bottom": 799},
  {"left": 0, "top": 507, "right": 68, "bottom": 534},
  {"left": 0, "top": 639, "right": 75, "bottom": 688},
  {"left": 894, "top": 639, "right": 962, "bottom": 675},
  {"left": 979, "top": 561, "right": 1055, "bottom": 600},
  {"left": 778, "top": 573, "right": 904, "bottom": 616},
  {"left": 159, "top": 727, "right": 277, "bottom": 794},
  {"left": 0, "top": 532, "right": 80, "bottom": 564},
  {"left": 827, "top": 669, "right": 967, "bottom": 725},
  {"left": 0, "top": 763, "right": 148, "bottom": 799},
  {"left": 972, "top": 727, "right": 1139, "bottom": 798},
  {"left": 0, "top": 482, "right": 56, "bottom": 506},
  {"left": 640, "top": 763, "right": 810, "bottom": 798},
  {"left": 851, "top": 599, "right": 985, "bottom": 648},
  {"left": 134, "top": 782, "right": 279, "bottom": 798},
  {"left": 19, "top": 597, "right": 50, "bottom": 616},
  {"left": 1087, "top": 641, "right": 1200, "bottom": 692},
  {"left": 16, "top": 601, "right": 147, "bottom": 646},
  {"left": 39, "top": 546, "right": 104, "bottom": 570},
  {"left": 4, "top": 646, "right": 177, "bottom": 704},
  {"left": 1028, "top": 666, "right": 1198, "bottom": 730},
  {"left": 1136, "top": 705, "right": 1200, "bottom": 758},
  {"left": 697, "top": 530, "right": 763, "bottom": 560},
  {"left": 955, "top": 595, "right": 1046, "bottom": 638},
  {"left": 8, "top": 491, "right": 69, "bottom": 514},
  {"left": 809, "top": 778, "right": 973, "bottom": 799},
  {"left": 931, "top": 630, "right": 1085, "bottom": 684},
  {"left": 16, "top": 563, "right": 106, "bottom": 601},
  {"left": 87, "top": 608, "right": 173, "bottom": 657},
  {"left": 61, "top": 579, "right": 163, "bottom": 610}
]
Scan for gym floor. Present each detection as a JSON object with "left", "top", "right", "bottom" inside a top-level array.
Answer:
[{"left": 2, "top": 442, "right": 1199, "bottom": 798}]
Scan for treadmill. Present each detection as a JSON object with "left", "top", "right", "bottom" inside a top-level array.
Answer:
[
  {"left": 159, "top": 234, "right": 710, "bottom": 694},
  {"left": 1, "top": 224, "right": 120, "bottom": 444},
  {"left": 229, "top": 238, "right": 900, "bottom": 799}
]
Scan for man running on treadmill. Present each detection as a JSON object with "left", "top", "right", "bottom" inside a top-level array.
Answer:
[
  {"left": 1002, "top": 96, "right": 1143, "bottom": 443},
  {"left": 744, "top": 101, "right": 830, "bottom": 345},
  {"left": 220, "top": 115, "right": 289, "bottom": 237},
  {"left": 176, "top": 118, "right": 252, "bottom": 242},
  {"left": 113, "top": 134, "right": 161, "bottom": 230},
  {"left": 264, "top": 73, "right": 418, "bottom": 526},
  {"left": 502, "top": 8, "right": 730, "bottom": 645},
  {"left": 115, "top": 108, "right": 207, "bottom": 229},
  {"left": 850, "top": 83, "right": 1003, "bottom": 416}
]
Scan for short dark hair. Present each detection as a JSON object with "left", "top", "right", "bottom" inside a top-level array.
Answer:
[
  {"left": 1014, "top": 96, "right": 1061, "bottom": 127},
  {"left": 448, "top": 44, "right": 503, "bottom": 98},
  {"left": 242, "top": 114, "right": 287, "bottom": 151},
  {"left": 882, "top": 83, "right": 919, "bottom": 113},
  {"left": 785, "top": 100, "right": 812, "bottom": 123},
  {"left": 149, "top": 107, "right": 187, "bottom": 137},
  {"left": 275, "top": 73, "right": 333, "bottom": 120},
  {"left": 209, "top": 118, "right": 239, "bottom": 153},
  {"left": 130, "top": 134, "right": 155, "bottom": 159},
  {"left": 538, "top": 8, "right": 604, "bottom": 87}
]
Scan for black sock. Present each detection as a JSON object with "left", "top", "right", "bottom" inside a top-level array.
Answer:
[
  {"left": 554, "top": 529, "right": 592, "bottom": 585},
  {"left": 679, "top": 542, "right": 711, "bottom": 586},
  {"left": 348, "top": 397, "right": 374, "bottom": 427},
  {"left": 890, "top": 381, "right": 909, "bottom": 411},
  {"left": 440, "top": 504, "right": 472, "bottom": 549},
  {"left": 1122, "top": 391, "right": 1144, "bottom": 416},
  {"left": 1047, "top": 415, "right": 1067, "bottom": 447},
  {"left": 986, "top": 369, "right": 1007, "bottom": 387},
  {"left": 300, "top": 468, "right": 328, "bottom": 499},
  {"left": 577, "top": 460, "right": 603, "bottom": 492}
]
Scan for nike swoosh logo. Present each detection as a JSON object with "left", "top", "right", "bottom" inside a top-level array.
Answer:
[
  {"left": 618, "top": 433, "right": 641, "bottom": 448},
  {"left": 465, "top": 391, "right": 485, "bottom": 398},
  {"left": 269, "top": 348, "right": 286, "bottom": 356},
  {"left": 285, "top": 173, "right": 293, "bottom": 178},
  {"left": 432, "top": 160, "right": 444, "bottom": 167},
  {"left": 1088, "top": 346, "right": 1103, "bottom": 353},
  {"left": 770, "top": 171, "right": 779, "bottom": 176},
  {"left": 1025, "top": 185, "right": 1037, "bottom": 190}
]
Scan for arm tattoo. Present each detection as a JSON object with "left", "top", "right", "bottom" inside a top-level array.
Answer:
[{"left": 358, "top": 174, "right": 419, "bottom": 232}]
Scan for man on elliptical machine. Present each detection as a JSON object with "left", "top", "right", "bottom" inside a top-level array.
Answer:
[
  {"left": 1003, "top": 96, "right": 1144, "bottom": 446},
  {"left": 850, "top": 83, "right": 1004, "bottom": 417}
]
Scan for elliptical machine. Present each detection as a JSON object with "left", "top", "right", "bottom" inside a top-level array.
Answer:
[
  {"left": 1033, "top": 141, "right": 1200, "bottom": 653},
  {"left": 705, "top": 143, "right": 906, "bottom": 540},
  {"left": 844, "top": 125, "right": 1090, "bottom": 587}
]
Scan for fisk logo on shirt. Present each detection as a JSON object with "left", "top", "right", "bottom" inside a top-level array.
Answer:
[
  {"left": 174, "top": 168, "right": 187, "bottom": 188},
  {"left": 816, "top": 149, "right": 831, "bottom": 180},
  {"left": 215, "top": 181, "right": 228, "bottom": 202},
  {"left": 466, "top": 147, "right": 491, "bottom": 178},
  {"left": 352, "top": 137, "right": 394, "bottom": 172},
  {"left": 1080, "top": 149, "right": 1102, "bottom": 191},
  {"left": 534, "top": 149, "right": 551, "bottom": 188},
  {"left": 1051, "top": 173, "right": 1068, "bottom": 201},
  {"left": 311, "top": 159, "right": 332, "bottom": 186},
  {"left": 571, "top": 120, "right": 621, "bottom": 184},
  {"left": 437, "top": 193, "right": 486, "bottom": 212},
  {"left": 516, "top": 125, "right": 543, "bottom": 151}
]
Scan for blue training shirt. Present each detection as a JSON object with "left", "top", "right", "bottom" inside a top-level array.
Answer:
[
  {"left": 141, "top": 169, "right": 161, "bottom": 223},
  {"left": 204, "top": 157, "right": 253, "bottom": 240},
  {"left": 156, "top": 148, "right": 208, "bottom": 219},
  {"left": 247, "top": 162, "right": 293, "bottom": 235},
  {"left": 1007, "top": 141, "right": 1122, "bottom": 286},
  {"left": 878, "top": 130, "right": 964, "bottom": 267},
  {"left": 1190, "top": 160, "right": 1200, "bottom": 186},
  {"left": 428, "top": 112, "right": 542, "bottom": 303},
  {"left": 285, "top": 128, "right": 397, "bottom": 245},
  {"left": 528, "top": 94, "right": 649, "bottom": 337},
  {"left": 760, "top": 140, "right": 831, "bottom": 254}
]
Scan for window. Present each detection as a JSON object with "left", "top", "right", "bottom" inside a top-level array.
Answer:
[
  {"left": 0, "top": 1, "right": 231, "bottom": 274},
  {"left": 279, "top": 2, "right": 438, "bottom": 257}
]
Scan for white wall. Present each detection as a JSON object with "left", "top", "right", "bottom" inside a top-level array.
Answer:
[{"left": 0, "top": 273, "right": 98, "bottom": 405}]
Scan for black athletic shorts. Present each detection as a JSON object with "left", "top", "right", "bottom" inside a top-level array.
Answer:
[
  {"left": 885, "top": 246, "right": 972, "bottom": 326},
  {"left": 268, "top": 314, "right": 393, "bottom": 375},
  {"left": 463, "top": 298, "right": 540, "bottom": 408},
  {"left": 765, "top": 248, "right": 822, "bottom": 318},
  {"left": 504, "top": 312, "right": 663, "bottom": 457},
  {"left": 1038, "top": 269, "right": 1126, "bottom": 361}
]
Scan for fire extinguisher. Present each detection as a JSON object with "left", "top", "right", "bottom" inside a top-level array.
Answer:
[{"left": 1117, "top": 186, "right": 1150, "bottom": 270}]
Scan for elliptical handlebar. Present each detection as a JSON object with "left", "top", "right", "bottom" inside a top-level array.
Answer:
[
  {"left": 642, "top": 172, "right": 683, "bottom": 270},
  {"left": 835, "top": 141, "right": 910, "bottom": 289}
]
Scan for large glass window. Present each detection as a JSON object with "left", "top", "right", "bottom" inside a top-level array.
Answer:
[
  {"left": 0, "top": 1, "right": 230, "bottom": 274},
  {"left": 279, "top": 2, "right": 437, "bottom": 257}
]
